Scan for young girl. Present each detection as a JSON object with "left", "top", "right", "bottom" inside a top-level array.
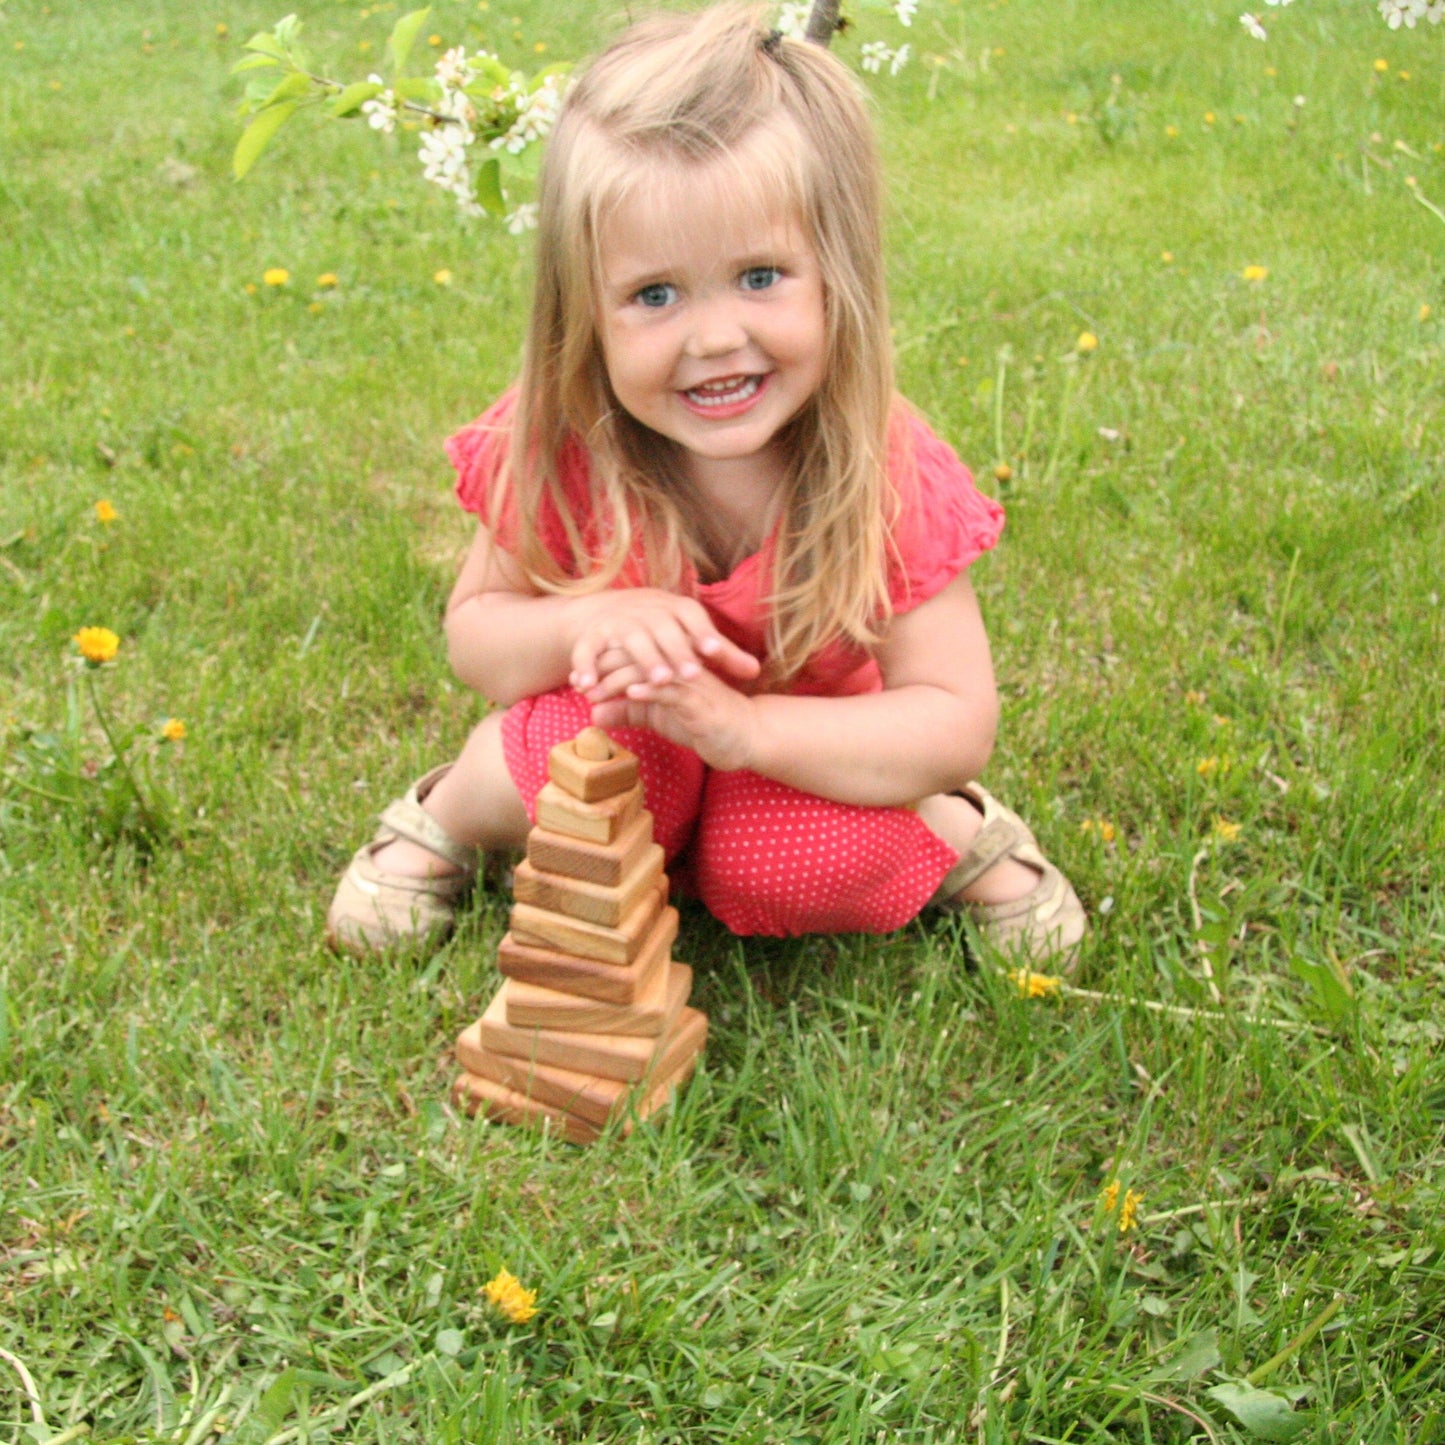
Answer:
[{"left": 328, "top": 3, "right": 1085, "bottom": 965}]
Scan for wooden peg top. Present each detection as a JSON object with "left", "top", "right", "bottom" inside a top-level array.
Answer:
[{"left": 575, "top": 726, "right": 612, "bottom": 761}]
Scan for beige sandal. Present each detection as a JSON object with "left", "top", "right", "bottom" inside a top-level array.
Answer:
[
  {"left": 326, "top": 765, "right": 479, "bottom": 956},
  {"left": 937, "top": 782, "right": 1087, "bottom": 974}
]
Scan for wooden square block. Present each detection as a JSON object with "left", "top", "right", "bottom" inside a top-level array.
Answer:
[
  {"left": 476, "top": 965, "right": 692, "bottom": 1082},
  {"left": 456, "top": 1004, "right": 708, "bottom": 1129},
  {"left": 453, "top": 1071, "right": 604, "bottom": 1145},
  {"left": 527, "top": 809, "right": 653, "bottom": 887},
  {"left": 547, "top": 737, "right": 640, "bottom": 803},
  {"left": 535, "top": 780, "right": 642, "bottom": 845},
  {"left": 505, "top": 961, "right": 691, "bottom": 1038},
  {"left": 510, "top": 877, "right": 663, "bottom": 966},
  {"left": 514, "top": 844, "right": 663, "bottom": 928},
  {"left": 497, "top": 905, "right": 677, "bottom": 1005}
]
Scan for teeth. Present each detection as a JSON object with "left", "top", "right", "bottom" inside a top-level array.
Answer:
[{"left": 686, "top": 376, "right": 760, "bottom": 406}]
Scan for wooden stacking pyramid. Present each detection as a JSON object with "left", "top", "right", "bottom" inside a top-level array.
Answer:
[{"left": 453, "top": 726, "right": 707, "bottom": 1144}]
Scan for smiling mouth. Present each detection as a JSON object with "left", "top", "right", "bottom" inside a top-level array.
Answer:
[{"left": 682, "top": 375, "right": 764, "bottom": 408}]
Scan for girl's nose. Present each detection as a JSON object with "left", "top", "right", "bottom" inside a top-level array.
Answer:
[{"left": 685, "top": 300, "right": 748, "bottom": 358}]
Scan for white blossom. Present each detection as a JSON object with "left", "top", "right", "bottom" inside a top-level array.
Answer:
[
  {"left": 777, "top": 3, "right": 810, "bottom": 40},
  {"left": 435, "top": 45, "right": 474, "bottom": 89},
  {"left": 506, "top": 202, "right": 539, "bottom": 235},
  {"left": 1379, "top": 0, "right": 1427, "bottom": 26},
  {"left": 1240, "top": 12, "right": 1268, "bottom": 39},
  {"left": 890, "top": 42, "right": 911, "bottom": 75},
  {"left": 1264, "top": 0, "right": 1293, "bottom": 7},
  {"left": 490, "top": 75, "right": 564, "bottom": 155},
  {"left": 1427, "top": 0, "right": 1445, "bottom": 22},
  {"left": 860, "top": 40, "right": 889, "bottom": 73},
  {"left": 894, "top": 0, "right": 919, "bottom": 26},
  {"left": 360, "top": 75, "right": 398, "bottom": 134}
]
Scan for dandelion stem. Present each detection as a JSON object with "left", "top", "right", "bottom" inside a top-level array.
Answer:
[
  {"left": 1040, "top": 362, "right": 1077, "bottom": 489},
  {"left": 1185, "top": 846, "right": 1225, "bottom": 1004},
  {"left": 1059, "top": 984, "right": 1328, "bottom": 1035},
  {"left": 85, "top": 671, "right": 161, "bottom": 839},
  {"left": 992, "top": 351, "right": 1008, "bottom": 465},
  {"left": 0, "top": 1345, "right": 47, "bottom": 1428},
  {"left": 1245, "top": 1294, "right": 1345, "bottom": 1387},
  {"left": 1, "top": 773, "right": 80, "bottom": 807},
  {"left": 1408, "top": 184, "right": 1445, "bottom": 228}
]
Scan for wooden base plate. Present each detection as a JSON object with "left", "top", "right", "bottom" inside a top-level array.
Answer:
[{"left": 455, "top": 1005, "right": 708, "bottom": 1129}]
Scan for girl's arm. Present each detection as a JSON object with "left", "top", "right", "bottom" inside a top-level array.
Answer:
[
  {"left": 444, "top": 525, "right": 759, "bottom": 708},
  {"left": 594, "top": 571, "right": 999, "bottom": 806}
]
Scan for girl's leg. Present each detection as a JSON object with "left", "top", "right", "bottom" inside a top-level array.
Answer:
[
  {"left": 689, "top": 770, "right": 958, "bottom": 936},
  {"left": 914, "top": 792, "right": 1039, "bottom": 906},
  {"left": 689, "top": 772, "right": 1084, "bottom": 962},
  {"left": 373, "top": 711, "right": 530, "bottom": 878}
]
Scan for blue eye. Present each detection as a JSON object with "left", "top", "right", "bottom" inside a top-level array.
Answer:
[
  {"left": 741, "top": 267, "right": 781, "bottom": 292},
  {"left": 635, "top": 282, "right": 677, "bottom": 308}
]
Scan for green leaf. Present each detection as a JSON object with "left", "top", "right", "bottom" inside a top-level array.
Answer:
[
  {"left": 435, "top": 1328, "right": 465, "bottom": 1357},
  {"left": 1205, "top": 1382, "right": 1311, "bottom": 1442},
  {"left": 231, "top": 53, "right": 283, "bottom": 74},
  {"left": 473, "top": 156, "right": 505, "bottom": 217},
  {"left": 262, "top": 71, "right": 313, "bottom": 107},
  {"left": 256, "top": 1367, "right": 299, "bottom": 1435},
  {"left": 386, "top": 8, "right": 431, "bottom": 76},
  {"left": 233, "top": 100, "right": 300, "bottom": 180},
  {"left": 242, "top": 31, "right": 289, "bottom": 61},
  {"left": 1290, "top": 953, "right": 1354, "bottom": 1024},
  {"left": 1145, "top": 1327, "right": 1220, "bottom": 1383},
  {"left": 392, "top": 75, "right": 441, "bottom": 103},
  {"left": 329, "top": 81, "right": 385, "bottom": 117}
]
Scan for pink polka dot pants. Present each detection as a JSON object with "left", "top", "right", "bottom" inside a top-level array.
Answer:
[{"left": 501, "top": 688, "right": 959, "bottom": 938}]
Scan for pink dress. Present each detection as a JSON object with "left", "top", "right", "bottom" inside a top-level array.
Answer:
[{"left": 447, "top": 391, "right": 1005, "bottom": 936}]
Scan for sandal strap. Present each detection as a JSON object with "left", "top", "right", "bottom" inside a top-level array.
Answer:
[
  {"left": 945, "top": 816, "right": 1025, "bottom": 896},
  {"left": 377, "top": 768, "right": 478, "bottom": 875}
]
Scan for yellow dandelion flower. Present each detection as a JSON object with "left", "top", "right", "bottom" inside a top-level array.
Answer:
[
  {"left": 994, "top": 462, "right": 1012, "bottom": 484},
  {"left": 262, "top": 267, "right": 290, "bottom": 287},
  {"left": 1099, "top": 1181, "right": 1144, "bottom": 1233},
  {"left": 1242, "top": 264, "right": 1268, "bottom": 282},
  {"left": 1373, "top": 58, "right": 1389, "bottom": 73},
  {"left": 359, "top": 39, "right": 373, "bottom": 51},
  {"left": 161, "top": 718, "right": 187, "bottom": 742},
  {"left": 1161, "top": 250, "right": 1174, "bottom": 263},
  {"left": 316, "top": 272, "right": 339, "bottom": 288},
  {"left": 1076, "top": 331, "right": 1099, "bottom": 354},
  {"left": 1398, "top": 71, "right": 1410, "bottom": 82},
  {"left": 433, "top": 268, "right": 453, "bottom": 286},
  {"left": 428, "top": 33, "right": 441, "bottom": 45},
  {"left": 216, "top": 23, "right": 229, "bottom": 37},
  {"left": 1196, "top": 754, "right": 1232, "bottom": 778},
  {"left": 1165, "top": 124, "right": 1179, "bottom": 138},
  {"left": 1065, "top": 111, "right": 1078, "bottom": 125},
  {"left": 94, "top": 499, "right": 118, "bottom": 525},
  {"left": 1264, "top": 65, "right": 1277, "bottom": 77},
  {"left": 1203, "top": 111, "right": 1216, "bottom": 125},
  {"left": 1405, "top": 175, "right": 1418, "bottom": 189},
  {"left": 483, "top": 1269, "right": 538, "bottom": 1324},
  {"left": 244, "top": 282, "right": 258, "bottom": 296},
  {"left": 308, "top": 301, "right": 324, "bottom": 315},
  {"left": 1212, "top": 817, "right": 1242, "bottom": 842},
  {"left": 74, "top": 626, "right": 120, "bottom": 665},
  {"left": 1009, "top": 968, "right": 1063, "bottom": 999},
  {"left": 1080, "top": 818, "right": 1117, "bottom": 843},
  {"left": 49, "top": 80, "right": 62, "bottom": 92},
  {"left": 1118, "top": 1188, "right": 1143, "bottom": 1232},
  {"left": 1421, "top": 304, "right": 1432, "bottom": 323}
]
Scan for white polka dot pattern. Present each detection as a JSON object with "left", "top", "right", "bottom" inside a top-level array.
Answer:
[{"left": 501, "top": 689, "right": 959, "bottom": 938}]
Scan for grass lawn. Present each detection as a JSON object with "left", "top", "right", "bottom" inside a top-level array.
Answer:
[{"left": 2, "top": 0, "right": 1443, "bottom": 1439}]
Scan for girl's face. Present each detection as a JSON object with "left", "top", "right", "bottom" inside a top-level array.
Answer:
[{"left": 596, "top": 163, "right": 826, "bottom": 491}]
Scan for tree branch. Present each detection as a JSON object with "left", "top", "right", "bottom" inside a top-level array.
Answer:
[{"left": 804, "top": 0, "right": 841, "bottom": 47}]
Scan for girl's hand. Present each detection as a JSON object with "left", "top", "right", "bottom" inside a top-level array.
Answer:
[
  {"left": 568, "top": 589, "right": 760, "bottom": 694},
  {"left": 590, "top": 666, "right": 758, "bottom": 773}
]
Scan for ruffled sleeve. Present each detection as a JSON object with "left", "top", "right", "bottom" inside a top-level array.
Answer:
[
  {"left": 886, "top": 413, "right": 1005, "bottom": 615},
  {"left": 447, "top": 389, "right": 520, "bottom": 537}
]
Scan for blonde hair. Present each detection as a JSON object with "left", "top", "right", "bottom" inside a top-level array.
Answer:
[{"left": 499, "top": 3, "right": 898, "bottom": 681}]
